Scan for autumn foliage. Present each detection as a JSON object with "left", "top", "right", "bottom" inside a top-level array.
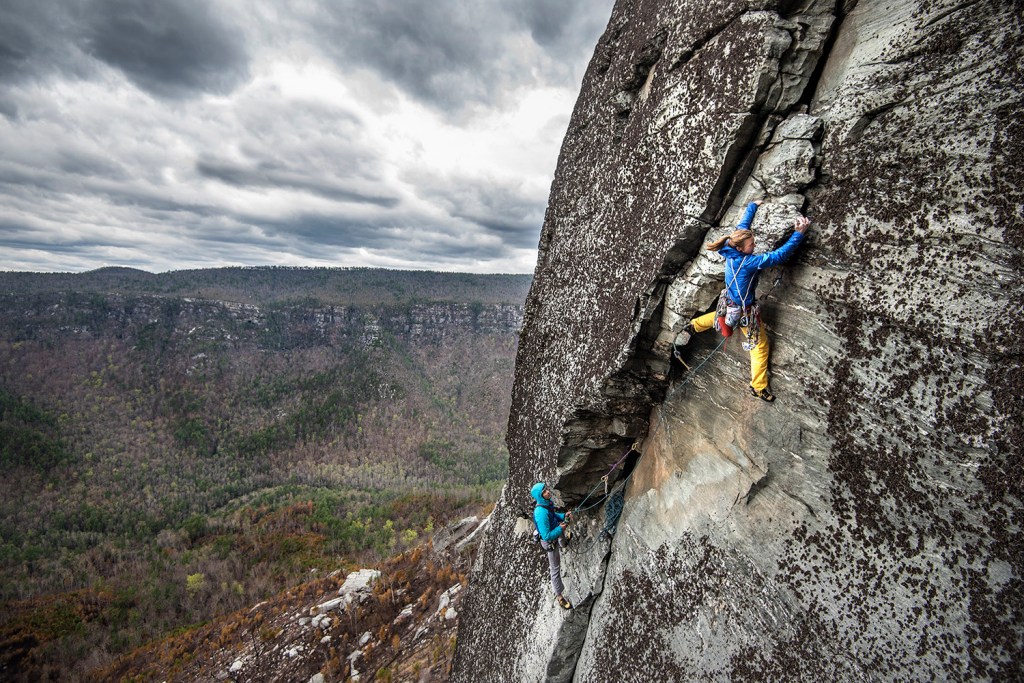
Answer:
[{"left": 0, "top": 268, "right": 522, "bottom": 680}]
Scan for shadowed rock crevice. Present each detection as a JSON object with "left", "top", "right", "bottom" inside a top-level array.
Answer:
[
  {"left": 542, "top": 593, "right": 599, "bottom": 682},
  {"left": 797, "top": 1, "right": 852, "bottom": 109}
]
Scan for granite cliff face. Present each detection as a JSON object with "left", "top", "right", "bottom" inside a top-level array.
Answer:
[{"left": 453, "top": 1, "right": 1023, "bottom": 681}]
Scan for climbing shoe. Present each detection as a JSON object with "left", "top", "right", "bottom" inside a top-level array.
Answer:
[
  {"left": 750, "top": 386, "right": 775, "bottom": 403},
  {"left": 556, "top": 595, "right": 573, "bottom": 610}
]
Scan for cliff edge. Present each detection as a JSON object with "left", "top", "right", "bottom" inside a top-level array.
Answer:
[{"left": 453, "top": 1, "right": 1022, "bottom": 681}]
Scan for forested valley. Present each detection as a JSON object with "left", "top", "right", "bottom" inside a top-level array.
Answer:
[{"left": 0, "top": 267, "right": 530, "bottom": 680}]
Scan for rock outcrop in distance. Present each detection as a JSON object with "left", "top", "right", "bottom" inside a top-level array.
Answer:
[{"left": 453, "top": 1, "right": 1023, "bottom": 681}]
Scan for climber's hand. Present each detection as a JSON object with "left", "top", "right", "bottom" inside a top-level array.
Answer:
[{"left": 794, "top": 216, "right": 811, "bottom": 233}]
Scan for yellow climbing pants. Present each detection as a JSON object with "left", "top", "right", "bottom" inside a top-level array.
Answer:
[{"left": 691, "top": 311, "right": 770, "bottom": 392}]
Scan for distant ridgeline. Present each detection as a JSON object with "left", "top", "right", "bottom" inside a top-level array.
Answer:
[
  {"left": 0, "top": 266, "right": 532, "bottom": 306},
  {"left": 0, "top": 267, "right": 531, "bottom": 347}
]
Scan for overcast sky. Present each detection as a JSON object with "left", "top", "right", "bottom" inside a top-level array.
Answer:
[{"left": 0, "top": 0, "right": 615, "bottom": 274}]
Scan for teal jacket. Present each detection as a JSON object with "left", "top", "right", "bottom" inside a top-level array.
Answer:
[
  {"left": 531, "top": 482, "right": 565, "bottom": 542},
  {"left": 720, "top": 202, "right": 805, "bottom": 307}
]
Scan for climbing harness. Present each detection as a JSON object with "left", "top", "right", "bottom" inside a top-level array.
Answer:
[{"left": 714, "top": 254, "right": 749, "bottom": 338}]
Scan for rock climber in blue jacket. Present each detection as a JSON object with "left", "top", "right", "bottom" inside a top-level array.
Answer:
[
  {"left": 531, "top": 481, "right": 573, "bottom": 609},
  {"left": 685, "top": 200, "right": 810, "bottom": 402}
]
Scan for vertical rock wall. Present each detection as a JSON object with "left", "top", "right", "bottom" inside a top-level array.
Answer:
[{"left": 453, "top": 1, "right": 1022, "bottom": 681}]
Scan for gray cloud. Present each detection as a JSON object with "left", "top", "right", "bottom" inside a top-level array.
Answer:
[
  {"left": 56, "top": 148, "right": 128, "bottom": 180},
  {"left": 0, "top": 0, "right": 615, "bottom": 274},
  {"left": 515, "top": 0, "right": 607, "bottom": 56},
  {"left": 251, "top": 210, "right": 521, "bottom": 264},
  {"left": 305, "top": 2, "right": 494, "bottom": 111},
  {"left": 0, "top": 0, "right": 249, "bottom": 99},
  {"left": 258, "top": 213, "right": 395, "bottom": 250},
  {"left": 0, "top": 0, "right": 90, "bottom": 84},
  {"left": 186, "top": 97, "right": 401, "bottom": 206},
  {"left": 466, "top": 216, "right": 543, "bottom": 250},
  {"left": 81, "top": 0, "right": 249, "bottom": 98},
  {"left": 196, "top": 158, "right": 400, "bottom": 208},
  {"left": 412, "top": 173, "right": 545, "bottom": 250},
  {"left": 308, "top": 0, "right": 610, "bottom": 113},
  {"left": 0, "top": 0, "right": 610, "bottom": 105},
  {"left": 0, "top": 6, "right": 38, "bottom": 81}
]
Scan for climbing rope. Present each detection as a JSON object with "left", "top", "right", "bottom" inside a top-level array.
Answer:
[
  {"left": 570, "top": 488, "right": 627, "bottom": 556},
  {"left": 571, "top": 442, "right": 638, "bottom": 515},
  {"left": 602, "top": 490, "right": 624, "bottom": 532},
  {"left": 562, "top": 332, "right": 729, "bottom": 556},
  {"left": 670, "top": 335, "right": 727, "bottom": 393}
]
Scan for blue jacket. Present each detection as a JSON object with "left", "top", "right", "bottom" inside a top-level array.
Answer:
[
  {"left": 531, "top": 482, "right": 565, "bottom": 542},
  {"left": 720, "top": 202, "right": 805, "bottom": 307}
]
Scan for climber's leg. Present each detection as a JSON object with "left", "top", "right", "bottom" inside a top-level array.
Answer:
[
  {"left": 540, "top": 540, "right": 564, "bottom": 596},
  {"left": 747, "top": 322, "right": 771, "bottom": 393},
  {"left": 691, "top": 311, "right": 717, "bottom": 334}
]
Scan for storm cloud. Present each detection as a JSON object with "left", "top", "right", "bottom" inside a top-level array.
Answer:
[
  {"left": 301, "top": 0, "right": 606, "bottom": 113},
  {"left": 82, "top": 0, "right": 250, "bottom": 98},
  {"left": 0, "top": 0, "right": 615, "bottom": 274}
]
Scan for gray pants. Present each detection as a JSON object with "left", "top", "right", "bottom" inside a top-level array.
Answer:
[{"left": 540, "top": 538, "right": 566, "bottom": 596}]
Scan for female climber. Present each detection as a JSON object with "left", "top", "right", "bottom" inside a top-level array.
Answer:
[
  {"left": 531, "top": 482, "right": 573, "bottom": 609},
  {"left": 683, "top": 199, "right": 810, "bottom": 402}
]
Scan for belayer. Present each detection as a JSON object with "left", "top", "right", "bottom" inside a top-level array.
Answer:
[
  {"left": 682, "top": 199, "right": 810, "bottom": 402},
  {"left": 531, "top": 482, "right": 573, "bottom": 610}
]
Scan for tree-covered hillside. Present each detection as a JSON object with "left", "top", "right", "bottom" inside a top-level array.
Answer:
[{"left": 0, "top": 268, "right": 526, "bottom": 680}]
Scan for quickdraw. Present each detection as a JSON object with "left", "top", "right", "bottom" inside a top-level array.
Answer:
[{"left": 572, "top": 441, "right": 639, "bottom": 515}]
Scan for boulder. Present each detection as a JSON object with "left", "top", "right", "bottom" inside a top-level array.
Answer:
[
  {"left": 311, "top": 568, "right": 380, "bottom": 615},
  {"left": 338, "top": 568, "right": 381, "bottom": 601}
]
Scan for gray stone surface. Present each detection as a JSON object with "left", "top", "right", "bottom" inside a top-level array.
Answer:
[
  {"left": 431, "top": 515, "right": 480, "bottom": 555},
  {"left": 453, "top": 0, "right": 1023, "bottom": 681}
]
